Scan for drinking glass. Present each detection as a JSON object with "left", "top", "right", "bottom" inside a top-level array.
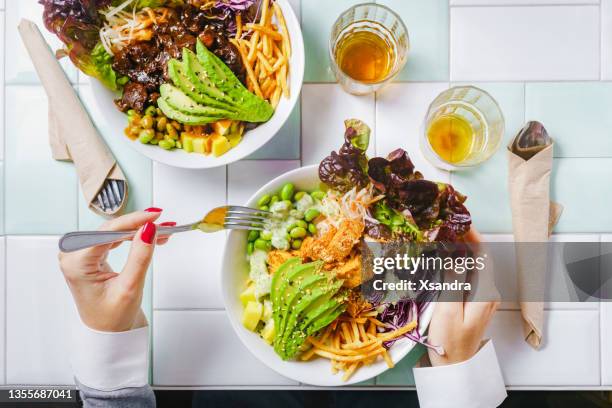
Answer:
[
  {"left": 329, "top": 3, "right": 409, "bottom": 95},
  {"left": 420, "top": 86, "right": 505, "bottom": 170}
]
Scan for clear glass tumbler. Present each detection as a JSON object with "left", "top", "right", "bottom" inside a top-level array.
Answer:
[
  {"left": 329, "top": 3, "right": 409, "bottom": 95},
  {"left": 420, "top": 86, "right": 505, "bottom": 171}
]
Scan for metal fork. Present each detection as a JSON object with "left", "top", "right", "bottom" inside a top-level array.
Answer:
[
  {"left": 58, "top": 206, "right": 271, "bottom": 253},
  {"left": 95, "top": 179, "right": 126, "bottom": 214}
]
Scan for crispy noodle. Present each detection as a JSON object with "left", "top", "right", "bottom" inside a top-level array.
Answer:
[{"left": 317, "top": 186, "right": 383, "bottom": 235}]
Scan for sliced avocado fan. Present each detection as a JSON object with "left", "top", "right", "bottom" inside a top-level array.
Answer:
[
  {"left": 158, "top": 40, "right": 274, "bottom": 125},
  {"left": 271, "top": 259, "right": 347, "bottom": 361}
]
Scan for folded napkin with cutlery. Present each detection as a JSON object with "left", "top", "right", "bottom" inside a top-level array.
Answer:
[
  {"left": 508, "top": 121, "right": 563, "bottom": 349},
  {"left": 18, "top": 19, "right": 128, "bottom": 217}
]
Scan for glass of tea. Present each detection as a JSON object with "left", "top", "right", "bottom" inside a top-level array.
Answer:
[
  {"left": 421, "top": 86, "right": 505, "bottom": 170},
  {"left": 329, "top": 3, "right": 409, "bottom": 95}
]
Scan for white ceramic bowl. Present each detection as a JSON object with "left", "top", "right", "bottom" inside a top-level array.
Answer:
[
  {"left": 221, "top": 165, "right": 434, "bottom": 386},
  {"left": 91, "top": 0, "right": 304, "bottom": 169}
]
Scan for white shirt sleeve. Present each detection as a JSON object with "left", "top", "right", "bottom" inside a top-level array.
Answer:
[
  {"left": 413, "top": 340, "right": 507, "bottom": 408},
  {"left": 70, "top": 319, "right": 150, "bottom": 392}
]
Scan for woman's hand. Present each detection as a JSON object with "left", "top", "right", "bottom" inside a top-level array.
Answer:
[
  {"left": 427, "top": 229, "right": 500, "bottom": 366},
  {"left": 59, "top": 209, "right": 172, "bottom": 333}
]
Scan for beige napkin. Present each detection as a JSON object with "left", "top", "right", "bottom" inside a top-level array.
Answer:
[
  {"left": 508, "top": 142, "right": 563, "bottom": 349},
  {"left": 18, "top": 19, "right": 128, "bottom": 217}
]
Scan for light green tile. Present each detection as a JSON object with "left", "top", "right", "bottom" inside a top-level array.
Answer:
[
  {"left": 77, "top": 85, "right": 152, "bottom": 230},
  {"left": 376, "top": 344, "right": 426, "bottom": 385},
  {"left": 451, "top": 83, "right": 525, "bottom": 233},
  {"left": 552, "top": 158, "right": 612, "bottom": 233},
  {"left": 5, "top": 86, "right": 78, "bottom": 234},
  {"left": 526, "top": 82, "right": 612, "bottom": 158},
  {"left": 0, "top": 164, "right": 4, "bottom": 235},
  {"left": 248, "top": 103, "right": 301, "bottom": 160},
  {"left": 302, "top": 0, "right": 364, "bottom": 82},
  {"left": 379, "top": 0, "right": 449, "bottom": 81}
]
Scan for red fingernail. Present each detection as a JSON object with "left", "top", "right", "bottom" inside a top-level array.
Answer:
[
  {"left": 159, "top": 222, "right": 177, "bottom": 227},
  {"left": 141, "top": 222, "right": 157, "bottom": 244},
  {"left": 145, "top": 207, "right": 163, "bottom": 213}
]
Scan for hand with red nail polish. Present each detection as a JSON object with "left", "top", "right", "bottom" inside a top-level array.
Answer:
[{"left": 59, "top": 211, "right": 169, "bottom": 332}]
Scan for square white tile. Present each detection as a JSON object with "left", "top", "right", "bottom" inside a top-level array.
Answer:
[
  {"left": 603, "top": 0, "right": 612, "bottom": 80},
  {"left": 5, "top": 85, "right": 78, "bottom": 234},
  {"left": 6, "top": 0, "right": 77, "bottom": 84},
  {"left": 153, "top": 311, "right": 298, "bottom": 386},
  {"left": 0, "top": 238, "right": 5, "bottom": 385},
  {"left": 450, "top": 6, "right": 600, "bottom": 81},
  {"left": 228, "top": 160, "right": 300, "bottom": 205},
  {"left": 301, "top": 84, "right": 375, "bottom": 165},
  {"left": 153, "top": 163, "right": 227, "bottom": 310},
  {"left": 0, "top": 12, "right": 4, "bottom": 160},
  {"left": 375, "top": 83, "right": 450, "bottom": 184},
  {"left": 6, "top": 237, "right": 77, "bottom": 385},
  {"left": 486, "top": 310, "right": 600, "bottom": 386}
]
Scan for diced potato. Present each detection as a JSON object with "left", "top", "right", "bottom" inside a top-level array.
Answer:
[
  {"left": 240, "top": 284, "right": 257, "bottom": 306},
  {"left": 212, "top": 135, "right": 232, "bottom": 157},
  {"left": 261, "top": 319, "right": 275, "bottom": 344},
  {"left": 181, "top": 134, "right": 194, "bottom": 153},
  {"left": 242, "top": 301, "right": 263, "bottom": 332}
]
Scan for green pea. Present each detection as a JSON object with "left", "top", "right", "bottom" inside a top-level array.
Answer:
[
  {"left": 254, "top": 239, "right": 271, "bottom": 251},
  {"left": 280, "top": 183, "right": 295, "bottom": 201},
  {"left": 158, "top": 140, "right": 173, "bottom": 150},
  {"left": 290, "top": 227, "right": 307, "bottom": 239},
  {"left": 259, "top": 205, "right": 269, "bottom": 212},
  {"left": 247, "top": 242, "right": 254, "bottom": 255},
  {"left": 304, "top": 208, "right": 321, "bottom": 222},
  {"left": 291, "top": 239, "right": 302, "bottom": 250},
  {"left": 258, "top": 194, "right": 271, "bottom": 207},
  {"left": 311, "top": 191, "right": 325, "bottom": 201},
  {"left": 294, "top": 191, "right": 306, "bottom": 201},
  {"left": 142, "top": 115, "right": 154, "bottom": 129},
  {"left": 138, "top": 129, "right": 155, "bottom": 144},
  {"left": 308, "top": 223, "right": 317, "bottom": 235},
  {"left": 260, "top": 231, "right": 273, "bottom": 241},
  {"left": 247, "top": 230, "right": 259, "bottom": 242},
  {"left": 145, "top": 106, "right": 157, "bottom": 116},
  {"left": 270, "top": 195, "right": 280, "bottom": 206},
  {"left": 295, "top": 220, "right": 308, "bottom": 229}
]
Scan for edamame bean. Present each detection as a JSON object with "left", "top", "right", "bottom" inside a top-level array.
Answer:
[
  {"left": 176, "top": 141, "right": 182, "bottom": 149},
  {"left": 295, "top": 220, "right": 308, "bottom": 229},
  {"left": 258, "top": 194, "right": 271, "bottom": 207},
  {"left": 166, "top": 124, "right": 179, "bottom": 140},
  {"left": 164, "top": 135, "right": 176, "bottom": 147},
  {"left": 282, "top": 200, "right": 292, "bottom": 208},
  {"left": 247, "top": 230, "right": 259, "bottom": 242},
  {"left": 156, "top": 117, "right": 168, "bottom": 132},
  {"left": 247, "top": 242, "right": 254, "bottom": 255},
  {"left": 291, "top": 239, "right": 302, "bottom": 250},
  {"left": 254, "top": 239, "right": 271, "bottom": 251},
  {"left": 145, "top": 106, "right": 157, "bottom": 116},
  {"left": 311, "top": 191, "right": 325, "bottom": 200},
  {"left": 142, "top": 115, "right": 154, "bottom": 129},
  {"left": 260, "top": 231, "right": 273, "bottom": 241},
  {"left": 270, "top": 195, "right": 280, "bottom": 206},
  {"left": 158, "top": 140, "right": 173, "bottom": 150},
  {"left": 290, "top": 227, "right": 307, "bottom": 239},
  {"left": 127, "top": 109, "right": 136, "bottom": 117},
  {"left": 308, "top": 223, "right": 317, "bottom": 235},
  {"left": 280, "top": 183, "right": 295, "bottom": 201},
  {"left": 259, "top": 205, "right": 269, "bottom": 212},
  {"left": 294, "top": 191, "right": 306, "bottom": 201},
  {"left": 138, "top": 129, "right": 155, "bottom": 144},
  {"left": 304, "top": 208, "right": 321, "bottom": 222}
]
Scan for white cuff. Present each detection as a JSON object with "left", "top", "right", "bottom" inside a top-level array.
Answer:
[
  {"left": 70, "top": 320, "right": 150, "bottom": 392},
  {"left": 413, "top": 340, "right": 507, "bottom": 408}
]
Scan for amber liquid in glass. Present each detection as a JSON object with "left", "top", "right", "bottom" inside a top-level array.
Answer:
[
  {"left": 426, "top": 114, "right": 475, "bottom": 164},
  {"left": 335, "top": 30, "right": 394, "bottom": 83}
]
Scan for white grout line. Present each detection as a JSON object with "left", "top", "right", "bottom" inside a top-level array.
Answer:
[{"left": 449, "top": 2, "right": 600, "bottom": 8}]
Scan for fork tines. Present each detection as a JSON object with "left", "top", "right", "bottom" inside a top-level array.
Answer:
[{"left": 224, "top": 206, "right": 271, "bottom": 231}]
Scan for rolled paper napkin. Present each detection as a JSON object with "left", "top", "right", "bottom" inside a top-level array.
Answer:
[
  {"left": 508, "top": 121, "right": 563, "bottom": 349},
  {"left": 18, "top": 19, "right": 128, "bottom": 217}
]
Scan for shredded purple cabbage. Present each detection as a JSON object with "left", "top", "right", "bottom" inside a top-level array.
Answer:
[
  {"left": 215, "top": 0, "right": 256, "bottom": 11},
  {"left": 376, "top": 300, "right": 445, "bottom": 355}
]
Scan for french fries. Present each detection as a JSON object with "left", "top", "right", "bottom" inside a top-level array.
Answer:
[
  {"left": 303, "top": 312, "right": 418, "bottom": 382},
  {"left": 233, "top": 0, "right": 291, "bottom": 108}
]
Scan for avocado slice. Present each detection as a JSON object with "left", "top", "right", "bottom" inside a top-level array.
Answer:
[
  {"left": 168, "top": 58, "right": 232, "bottom": 110},
  {"left": 270, "top": 258, "right": 301, "bottom": 328},
  {"left": 274, "top": 262, "right": 320, "bottom": 325},
  {"left": 160, "top": 84, "right": 234, "bottom": 118},
  {"left": 157, "top": 97, "right": 213, "bottom": 126},
  {"left": 180, "top": 49, "right": 237, "bottom": 108}
]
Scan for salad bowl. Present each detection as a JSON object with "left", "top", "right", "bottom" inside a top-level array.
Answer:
[
  {"left": 221, "top": 165, "right": 434, "bottom": 386},
  {"left": 89, "top": 0, "right": 304, "bottom": 169}
]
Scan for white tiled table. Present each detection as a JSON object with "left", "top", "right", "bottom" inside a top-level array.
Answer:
[{"left": 1, "top": 0, "right": 611, "bottom": 390}]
